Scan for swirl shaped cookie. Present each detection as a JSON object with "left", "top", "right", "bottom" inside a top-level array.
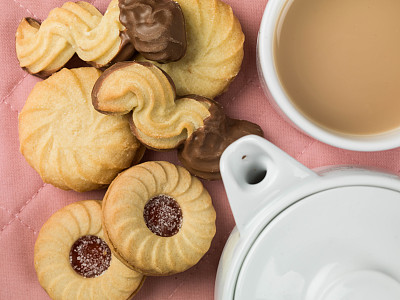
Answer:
[
  {"left": 133, "top": 0, "right": 245, "bottom": 98},
  {"left": 92, "top": 61, "right": 211, "bottom": 149},
  {"left": 102, "top": 161, "right": 216, "bottom": 275},
  {"left": 92, "top": 61, "right": 263, "bottom": 180},
  {"left": 34, "top": 200, "right": 144, "bottom": 300},
  {"left": 19, "top": 67, "right": 144, "bottom": 192},
  {"left": 15, "top": 0, "right": 134, "bottom": 77}
]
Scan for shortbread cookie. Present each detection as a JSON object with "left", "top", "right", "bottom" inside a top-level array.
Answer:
[
  {"left": 119, "top": 0, "right": 186, "bottom": 63},
  {"left": 92, "top": 61, "right": 210, "bottom": 149},
  {"left": 92, "top": 61, "right": 263, "bottom": 180},
  {"left": 15, "top": 0, "right": 134, "bottom": 77},
  {"left": 133, "top": 0, "right": 245, "bottom": 98},
  {"left": 34, "top": 200, "right": 145, "bottom": 300},
  {"left": 102, "top": 161, "right": 216, "bottom": 276},
  {"left": 19, "top": 67, "right": 144, "bottom": 192}
]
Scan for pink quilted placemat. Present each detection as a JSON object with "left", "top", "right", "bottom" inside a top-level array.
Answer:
[{"left": 1, "top": 0, "right": 400, "bottom": 299}]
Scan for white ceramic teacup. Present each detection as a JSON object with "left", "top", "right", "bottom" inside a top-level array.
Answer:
[{"left": 257, "top": 0, "right": 400, "bottom": 152}]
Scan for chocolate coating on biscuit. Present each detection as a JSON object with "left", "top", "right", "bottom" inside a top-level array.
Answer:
[
  {"left": 91, "top": 62, "right": 264, "bottom": 180},
  {"left": 87, "top": 31, "right": 136, "bottom": 69},
  {"left": 119, "top": 0, "right": 186, "bottom": 63},
  {"left": 178, "top": 96, "right": 264, "bottom": 180},
  {"left": 92, "top": 61, "right": 175, "bottom": 115}
]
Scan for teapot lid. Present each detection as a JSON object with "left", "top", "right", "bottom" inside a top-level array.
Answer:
[{"left": 234, "top": 185, "right": 400, "bottom": 300}]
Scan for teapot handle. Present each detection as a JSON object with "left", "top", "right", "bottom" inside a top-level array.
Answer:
[{"left": 220, "top": 135, "right": 317, "bottom": 233}]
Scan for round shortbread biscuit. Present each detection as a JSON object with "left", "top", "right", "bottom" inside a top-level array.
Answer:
[
  {"left": 34, "top": 200, "right": 145, "bottom": 300},
  {"left": 136, "top": 0, "right": 245, "bottom": 99},
  {"left": 19, "top": 67, "right": 145, "bottom": 192},
  {"left": 102, "top": 161, "right": 216, "bottom": 276}
]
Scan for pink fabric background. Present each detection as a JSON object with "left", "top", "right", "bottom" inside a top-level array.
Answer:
[{"left": 1, "top": 0, "right": 400, "bottom": 299}]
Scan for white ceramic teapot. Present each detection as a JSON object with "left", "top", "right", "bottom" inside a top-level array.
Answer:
[{"left": 215, "top": 135, "right": 400, "bottom": 300}]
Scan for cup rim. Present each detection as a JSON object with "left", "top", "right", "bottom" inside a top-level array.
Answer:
[{"left": 257, "top": 0, "right": 400, "bottom": 152}]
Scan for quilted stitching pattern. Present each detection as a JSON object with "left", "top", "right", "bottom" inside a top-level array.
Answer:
[
  {"left": 0, "top": 206, "right": 14, "bottom": 230},
  {"left": 1, "top": 0, "right": 400, "bottom": 299}
]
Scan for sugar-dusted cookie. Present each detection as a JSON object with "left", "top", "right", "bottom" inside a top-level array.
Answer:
[
  {"left": 34, "top": 200, "right": 145, "bottom": 300},
  {"left": 102, "top": 161, "right": 216, "bottom": 276},
  {"left": 133, "top": 0, "right": 245, "bottom": 98},
  {"left": 19, "top": 67, "right": 145, "bottom": 192},
  {"left": 15, "top": 0, "right": 134, "bottom": 77},
  {"left": 92, "top": 61, "right": 263, "bottom": 180}
]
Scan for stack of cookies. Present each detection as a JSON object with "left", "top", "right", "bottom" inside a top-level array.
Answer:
[{"left": 15, "top": 0, "right": 263, "bottom": 298}]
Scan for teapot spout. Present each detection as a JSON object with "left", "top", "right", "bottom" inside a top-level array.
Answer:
[{"left": 220, "top": 135, "right": 316, "bottom": 233}]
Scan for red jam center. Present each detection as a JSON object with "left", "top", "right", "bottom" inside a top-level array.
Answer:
[
  {"left": 69, "top": 235, "right": 111, "bottom": 278},
  {"left": 143, "top": 194, "right": 183, "bottom": 237}
]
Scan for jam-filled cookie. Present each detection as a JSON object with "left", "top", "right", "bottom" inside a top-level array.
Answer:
[
  {"left": 133, "top": 0, "right": 245, "bottom": 98},
  {"left": 102, "top": 161, "right": 216, "bottom": 276},
  {"left": 34, "top": 200, "right": 145, "bottom": 300},
  {"left": 19, "top": 67, "right": 145, "bottom": 192}
]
